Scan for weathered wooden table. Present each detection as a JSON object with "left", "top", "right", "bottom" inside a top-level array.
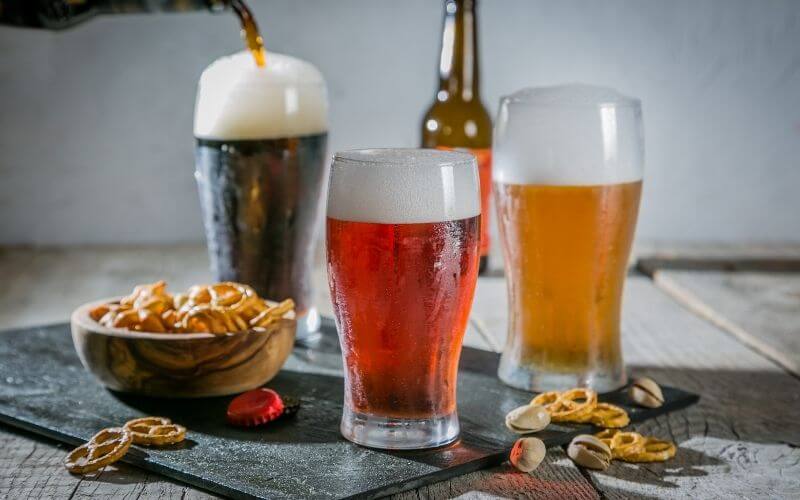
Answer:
[{"left": 1, "top": 244, "right": 798, "bottom": 498}]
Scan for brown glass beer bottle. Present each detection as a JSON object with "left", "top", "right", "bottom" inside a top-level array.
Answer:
[{"left": 421, "top": 0, "right": 492, "bottom": 274}]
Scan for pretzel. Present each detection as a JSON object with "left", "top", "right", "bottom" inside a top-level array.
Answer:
[
  {"left": 609, "top": 431, "right": 646, "bottom": 459},
  {"left": 64, "top": 427, "right": 132, "bottom": 474},
  {"left": 173, "top": 283, "right": 263, "bottom": 326},
  {"left": 532, "top": 389, "right": 597, "bottom": 421},
  {"left": 230, "top": 285, "right": 266, "bottom": 317},
  {"left": 595, "top": 428, "right": 619, "bottom": 449},
  {"left": 111, "top": 308, "right": 141, "bottom": 330},
  {"left": 251, "top": 299, "right": 295, "bottom": 329},
  {"left": 121, "top": 281, "right": 171, "bottom": 311},
  {"left": 531, "top": 391, "right": 561, "bottom": 409},
  {"left": 548, "top": 388, "right": 598, "bottom": 423},
  {"left": 161, "top": 309, "right": 180, "bottom": 331},
  {"left": 173, "top": 292, "right": 189, "bottom": 311},
  {"left": 89, "top": 304, "right": 110, "bottom": 322},
  {"left": 532, "top": 388, "right": 632, "bottom": 429},
  {"left": 94, "top": 304, "right": 131, "bottom": 325},
  {"left": 595, "top": 429, "right": 676, "bottom": 463},
  {"left": 90, "top": 281, "right": 294, "bottom": 335},
  {"left": 123, "top": 417, "right": 186, "bottom": 446},
  {"left": 208, "top": 282, "right": 246, "bottom": 307},
  {"left": 619, "top": 437, "right": 677, "bottom": 463},
  {"left": 138, "top": 296, "right": 173, "bottom": 316},
  {"left": 137, "top": 309, "right": 167, "bottom": 333},
  {"left": 589, "top": 403, "right": 630, "bottom": 428},
  {"left": 178, "top": 304, "right": 235, "bottom": 334}
]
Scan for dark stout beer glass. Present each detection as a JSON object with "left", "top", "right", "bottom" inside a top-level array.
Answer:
[
  {"left": 194, "top": 51, "right": 328, "bottom": 338},
  {"left": 327, "top": 149, "right": 480, "bottom": 449}
]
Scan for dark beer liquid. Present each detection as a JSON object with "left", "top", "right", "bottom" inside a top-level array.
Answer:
[
  {"left": 195, "top": 133, "right": 328, "bottom": 316},
  {"left": 229, "top": 0, "right": 266, "bottom": 67}
]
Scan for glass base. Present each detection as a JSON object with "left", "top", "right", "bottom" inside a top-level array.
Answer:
[
  {"left": 295, "top": 307, "right": 320, "bottom": 341},
  {"left": 498, "top": 353, "right": 626, "bottom": 393},
  {"left": 340, "top": 407, "right": 459, "bottom": 450}
]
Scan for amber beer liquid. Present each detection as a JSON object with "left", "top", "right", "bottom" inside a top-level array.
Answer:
[
  {"left": 327, "top": 218, "right": 479, "bottom": 418},
  {"left": 327, "top": 149, "right": 480, "bottom": 450},
  {"left": 494, "top": 86, "right": 645, "bottom": 392}
]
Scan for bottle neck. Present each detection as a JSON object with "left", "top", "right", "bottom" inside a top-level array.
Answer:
[
  {"left": 0, "top": 0, "right": 226, "bottom": 30},
  {"left": 96, "top": 0, "right": 226, "bottom": 14},
  {"left": 437, "top": 0, "right": 480, "bottom": 103}
]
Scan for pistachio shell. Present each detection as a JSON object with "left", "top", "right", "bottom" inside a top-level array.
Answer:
[
  {"left": 567, "top": 434, "right": 612, "bottom": 470},
  {"left": 629, "top": 377, "right": 664, "bottom": 408},
  {"left": 509, "top": 437, "right": 546, "bottom": 472},
  {"left": 505, "top": 404, "right": 551, "bottom": 434}
]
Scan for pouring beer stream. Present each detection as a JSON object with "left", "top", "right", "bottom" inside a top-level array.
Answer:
[{"left": 230, "top": 0, "right": 267, "bottom": 67}]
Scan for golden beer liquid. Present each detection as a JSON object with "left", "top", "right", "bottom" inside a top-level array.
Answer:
[{"left": 495, "top": 180, "right": 642, "bottom": 372}]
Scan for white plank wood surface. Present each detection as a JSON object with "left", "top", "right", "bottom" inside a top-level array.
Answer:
[
  {"left": 2, "top": 246, "right": 800, "bottom": 498},
  {"left": 469, "top": 276, "right": 800, "bottom": 498},
  {"left": 596, "top": 278, "right": 800, "bottom": 497},
  {"left": 633, "top": 241, "right": 800, "bottom": 261},
  {"left": 653, "top": 270, "right": 800, "bottom": 377}
]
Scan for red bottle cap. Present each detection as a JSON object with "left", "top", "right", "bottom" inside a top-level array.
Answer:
[{"left": 226, "top": 388, "right": 285, "bottom": 427}]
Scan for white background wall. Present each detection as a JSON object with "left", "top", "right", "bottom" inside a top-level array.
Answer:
[{"left": 1, "top": 0, "right": 799, "bottom": 245}]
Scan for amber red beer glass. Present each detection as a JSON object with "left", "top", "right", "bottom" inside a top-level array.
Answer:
[{"left": 327, "top": 149, "right": 480, "bottom": 449}]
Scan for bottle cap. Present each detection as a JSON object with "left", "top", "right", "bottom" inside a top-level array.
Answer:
[{"left": 226, "top": 388, "right": 285, "bottom": 427}]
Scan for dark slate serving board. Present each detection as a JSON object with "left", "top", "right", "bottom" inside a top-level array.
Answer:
[{"left": 0, "top": 320, "right": 698, "bottom": 499}]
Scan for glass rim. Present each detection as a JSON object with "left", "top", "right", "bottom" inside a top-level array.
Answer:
[
  {"left": 333, "top": 148, "right": 476, "bottom": 168},
  {"left": 500, "top": 85, "right": 642, "bottom": 109},
  {"left": 199, "top": 80, "right": 326, "bottom": 88}
]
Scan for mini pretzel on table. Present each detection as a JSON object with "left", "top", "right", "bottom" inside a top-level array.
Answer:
[
  {"left": 123, "top": 416, "right": 186, "bottom": 446},
  {"left": 531, "top": 388, "right": 630, "bottom": 428},
  {"left": 595, "top": 428, "right": 676, "bottom": 462},
  {"left": 532, "top": 388, "right": 598, "bottom": 423},
  {"left": 589, "top": 402, "right": 630, "bottom": 428},
  {"left": 622, "top": 437, "right": 677, "bottom": 462},
  {"left": 64, "top": 428, "right": 132, "bottom": 474}
]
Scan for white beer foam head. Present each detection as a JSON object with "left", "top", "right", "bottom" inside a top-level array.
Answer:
[
  {"left": 327, "top": 149, "right": 480, "bottom": 224},
  {"left": 194, "top": 51, "right": 327, "bottom": 140},
  {"left": 493, "top": 84, "right": 644, "bottom": 185}
]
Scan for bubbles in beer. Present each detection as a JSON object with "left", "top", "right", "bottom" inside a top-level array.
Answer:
[
  {"left": 327, "top": 149, "right": 481, "bottom": 224},
  {"left": 493, "top": 84, "right": 644, "bottom": 186},
  {"left": 194, "top": 52, "right": 328, "bottom": 140}
]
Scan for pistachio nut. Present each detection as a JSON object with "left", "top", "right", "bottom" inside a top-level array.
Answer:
[
  {"left": 505, "top": 404, "right": 551, "bottom": 434},
  {"left": 567, "top": 434, "right": 612, "bottom": 470},
  {"left": 509, "top": 437, "right": 546, "bottom": 472},
  {"left": 628, "top": 377, "right": 664, "bottom": 408}
]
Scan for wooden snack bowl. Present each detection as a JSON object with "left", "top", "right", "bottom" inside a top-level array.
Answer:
[{"left": 70, "top": 297, "right": 296, "bottom": 398}]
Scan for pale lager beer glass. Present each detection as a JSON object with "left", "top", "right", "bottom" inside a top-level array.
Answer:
[{"left": 494, "top": 85, "right": 644, "bottom": 392}]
